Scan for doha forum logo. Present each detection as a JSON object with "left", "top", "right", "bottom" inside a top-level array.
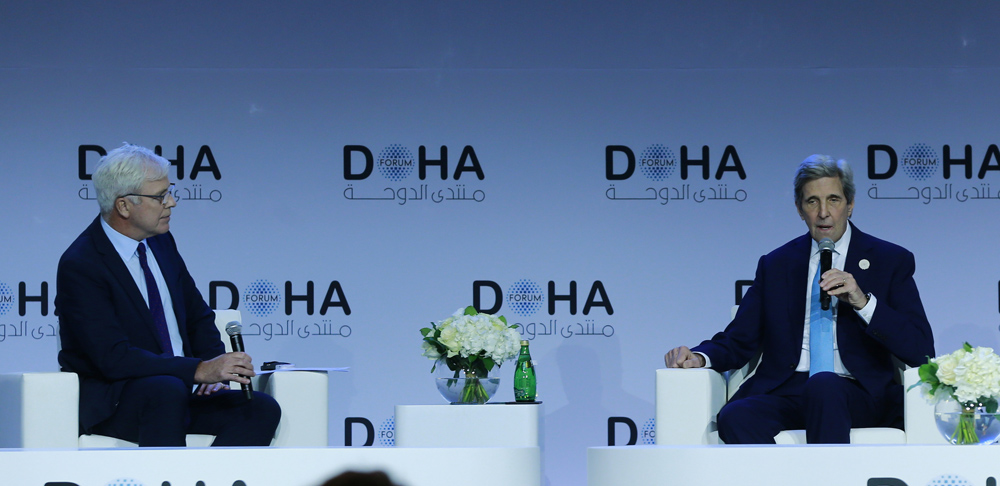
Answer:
[
  {"left": 605, "top": 144, "right": 746, "bottom": 181},
  {"left": 77, "top": 144, "right": 226, "bottom": 204},
  {"left": 344, "top": 144, "right": 485, "bottom": 182},
  {"left": 638, "top": 144, "right": 677, "bottom": 181},
  {"left": 604, "top": 143, "right": 749, "bottom": 204},
  {"left": 377, "top": 144, "right": 415, "bottom": 182},
  {"left": 642, "top": 418, "right": 656, "bottom": 445},
  {"left": 242, "top": 279, "right": 282, "bottom": 318},
  {"left": 506, "top": 279, "right": 546, "bottom": 317},
  {"left": 900, "top": 143, "right": 940, "bottom": 181},
  {"left": 0, "top": 281, "right": 13, "bottom": 316},
  {"left": 869, "top": 143, "right": 945, "bottom": 181},
  {"left": 106, "top": 479, "right": 142, "bottom": 486},
  {"left": 925, "top": 475, "right": 973, "bottom": 486},
  {"left": 866, "top": 142, "right": 1000, "bottom": 203},
  {"left": 378, "top": 417, "right": 395, "bottom": 447},
  {"left": 343, "top": 144, "right": 487, "bottom": 204}
]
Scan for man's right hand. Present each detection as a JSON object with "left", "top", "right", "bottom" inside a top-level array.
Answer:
[
  {"left": 195, "top": 352, "right": 255, "bottom": 385},
  {"left": 664, "top": 346, "right": 706, "bottom": 368}
]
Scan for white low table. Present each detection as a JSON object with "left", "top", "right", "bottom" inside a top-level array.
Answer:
[
  {"left": 588, "top": 444, "right": 999, "bottom": 486},
  {"left": 394, "top": 403, "right": 541, "bottom": 447}
]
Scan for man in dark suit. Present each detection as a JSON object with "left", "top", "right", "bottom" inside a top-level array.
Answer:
[
  {"left": 664, "top": 154, "right": 934, "bottom": 444},
  {"left": 57, "top": 143, "right": 280, "bottom": 446}
]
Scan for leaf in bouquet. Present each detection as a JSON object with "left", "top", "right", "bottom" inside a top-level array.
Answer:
[
  {"left": 471, "top": 359, "right": 489, "bottom": 378},
  {"left": 963, "top": 342, "right": 973, "bottom": 353},
  {"left": 986, "top": 397, "right": 999, "bottom": 414},
  {"left": 499, "top": 315, "right": 507, "bottom": 325},
  {"left": 483, "top": 356, "right": 496, "bottom": 372},
  {"left": 420, "top": 327, "right": 432, "bottom": 337},
  {"left": 464, "top": 306, "right": 478, "bottom": 316},
  {"left": 917, "top": 362, "right": 939, "bottom": 386}
]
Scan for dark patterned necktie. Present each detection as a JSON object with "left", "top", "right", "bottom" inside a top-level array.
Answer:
[{"left": 137, "top": 242, "right": 173, "bottom": 355}]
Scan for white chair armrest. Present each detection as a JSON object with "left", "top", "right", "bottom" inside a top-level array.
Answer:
[
  {"left": 655, "top": 368, "right": 727, "bottom": 445},
  {"left": 903, "top": 366, "right": 947, "bottom": 444},
  {"left": 258, "top": 371, "right": 329, "bottom": 447},
  {"left": 0, "top": 372, "right": 80, "bottom": 448}
]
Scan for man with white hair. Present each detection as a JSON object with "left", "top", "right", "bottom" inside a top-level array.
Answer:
[
  {"left": 56, "top": 143, "right": 280, "bottom": 446},
  {"left": 664, "top": 154, "right": 934, "bottom": 443}
]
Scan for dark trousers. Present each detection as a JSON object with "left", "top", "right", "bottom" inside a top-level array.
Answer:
[
  {"left": 90, "top": 375, "right": 281, "bottom": 447},
  {"left": 717, "top": 371, "right": 881, "bottom": 444}
]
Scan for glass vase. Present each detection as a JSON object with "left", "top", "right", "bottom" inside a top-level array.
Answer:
[
  {"left": 934, "top": 398, "right": 1000, "bottom": 445},
  {"left": 435, "top": 360, "right": 500, "bottom": 404}
]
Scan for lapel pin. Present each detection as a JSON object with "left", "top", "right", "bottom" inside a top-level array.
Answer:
[{"left": 859, "top": 259, "right": 870, "bottom": 270}]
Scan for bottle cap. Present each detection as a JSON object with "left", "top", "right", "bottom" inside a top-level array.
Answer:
[{"left": 521, "top": 340, "right": 529, "bottom": 345}]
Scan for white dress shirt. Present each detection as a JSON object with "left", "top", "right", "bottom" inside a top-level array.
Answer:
[
  {"left": 795, "top": 224, "right": 877, "bottom": 376},
  {"left": 698, "top": 224, "right": 878, "bottom": 374},
  {"left": 100, "top": 218, "right": 184, "bottom": 356}
]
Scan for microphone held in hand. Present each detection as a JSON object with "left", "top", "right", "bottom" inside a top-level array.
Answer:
[
  {"left": 225, "top": 321, "right": 253, "bottom": 401},
  {"left": 818, "top": 238, "right": 835, "bottom": 311}
]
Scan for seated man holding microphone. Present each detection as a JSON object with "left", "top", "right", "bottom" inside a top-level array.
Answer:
[
  {"left": 664, "top": 154, "right": 934, "bottom": 443},
  {"left": 57, "top": 143, "right": 280, "bottom": 446}
]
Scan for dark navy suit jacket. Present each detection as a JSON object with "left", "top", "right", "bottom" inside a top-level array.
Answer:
[
  {"left": 56, "top": 216, "right": 225, "bottom": 433},
  {"left": 693, "top": 223, "right": 934, "bottom": 418}
]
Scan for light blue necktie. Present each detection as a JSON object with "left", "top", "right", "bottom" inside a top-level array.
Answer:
[{"left": 809, "top": 265, "right": 834, "bottom": 376}]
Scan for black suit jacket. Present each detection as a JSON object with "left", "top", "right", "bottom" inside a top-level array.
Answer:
[
  {"left": 56, "top": 216, "right": 225, "bottom": 432},
  {"left": 693, "top": 223, "right": 934, "bottom": 410}
]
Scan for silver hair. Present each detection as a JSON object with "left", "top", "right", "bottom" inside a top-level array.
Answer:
[
  {"left": 793, "top": 154, "right": 855, "bottom": 209},
  {"left": 93, "top": 143, "right": 170, "bottom": 216}
]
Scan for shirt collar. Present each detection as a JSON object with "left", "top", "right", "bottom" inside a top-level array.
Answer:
[
  {"left": 100, "top": 217, "right": 147, "bottom": 262},
  {"left": 810, "top": 223, "right": 852, "bottom": 256}
]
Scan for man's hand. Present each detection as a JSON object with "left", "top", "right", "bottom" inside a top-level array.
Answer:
[
  {"left": 195, "top": 352, "right": 255, "bottom": 385},
  {"left": 664, "top": 346, "right": 706, "bottom": 368},
  {"left": 820, "top": 269, "right": 869, "bottom": 310},
  {"left": 195, "top": 382, "right": 231, "bottom": 396}
]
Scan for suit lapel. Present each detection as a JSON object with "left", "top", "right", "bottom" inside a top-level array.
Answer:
[
  {"left": 835, "top": 222, "right": 875, "bottom": 338},
  {"left": 88, "top": 217, "right": 156, "bottom": 332},
  {"left": 843, "top": 222, "right": 874, "bottom": 294},
  {"left": 787, "top": 234, "right": 812, "bottom": 331}
]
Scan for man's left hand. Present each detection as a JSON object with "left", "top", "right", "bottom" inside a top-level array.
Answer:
[
  {"left": 195, "top": 382, "right": 231, "bottom": 396},
  {"left": 820, "top": 269, "right": 869, "bottom": 309}
]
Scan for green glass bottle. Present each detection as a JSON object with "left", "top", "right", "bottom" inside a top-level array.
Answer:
[{"left": 513, "top": 340, "right": 536, "bottom": 402}]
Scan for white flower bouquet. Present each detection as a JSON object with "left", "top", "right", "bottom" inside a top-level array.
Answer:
[
  {"left": 421, "top": 306, "right": 521, "bottom": 403},
  {"left": 913, "top": 343, "right": 1000, "bottom": 444}
]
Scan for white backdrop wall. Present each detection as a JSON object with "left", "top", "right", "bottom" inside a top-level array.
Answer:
[{"left": 2, "top": 2, "right": 1000, "bottom": 485}]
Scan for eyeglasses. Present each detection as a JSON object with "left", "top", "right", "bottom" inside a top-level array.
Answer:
[{"left": 122, "top": 184, "right": 176, "bottom": 206}]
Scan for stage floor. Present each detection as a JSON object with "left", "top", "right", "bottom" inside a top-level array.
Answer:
[
  {"left": 1, "top": 445, "right": 540, "bottom": 486},
  {"left": 589, "top": 444, "right": 997, "bottom": 486}
]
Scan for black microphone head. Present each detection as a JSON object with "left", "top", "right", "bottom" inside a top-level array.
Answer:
[
  {"left": 818, "top": 238, "right": 835, "bottom": 252},
  {"left": 225, "top": 321, "right": 242, "bottom": 336}
]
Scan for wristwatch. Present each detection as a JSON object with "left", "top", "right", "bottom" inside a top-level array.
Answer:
[{"left": 854, "top": 292, "right": 873, "bottom": 310}]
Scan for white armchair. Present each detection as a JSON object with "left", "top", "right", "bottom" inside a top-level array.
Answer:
[
  {"left": 655, "top": 307, "right": 945, "bottom": 445},
  {"left": 0, "top": 309, "right": 329, "bottom": 448},
  {"left": 656, "top": 367, "right": 944, "bottom": 444}
]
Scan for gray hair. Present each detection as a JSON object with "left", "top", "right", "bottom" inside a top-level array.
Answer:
[
  {"left": 793, "top": 154, "right": 855, "bottom": 209},
  {"left": 93, "top": 143, "right": 170, "bottom": 216}
]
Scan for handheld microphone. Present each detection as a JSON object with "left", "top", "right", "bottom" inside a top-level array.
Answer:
[
  {"left": 225, "top": 321, "right": 253, "bottom": 401},
  {"left": 818, "top": 238, "right": 835, "bottom": 311}
]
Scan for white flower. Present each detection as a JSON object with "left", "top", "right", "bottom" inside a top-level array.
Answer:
[
  {"left": 929, "top": 345, "right": 1000, "bottom": 406},
  {"left": 423, "top": 308, "right": 520, "bottom": 371},
  {"left": 421, "top": 341, "right": 441, "bottom": 359},
  {"left": 933, "top": 351, "right": 960, "bottom": 385}
]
